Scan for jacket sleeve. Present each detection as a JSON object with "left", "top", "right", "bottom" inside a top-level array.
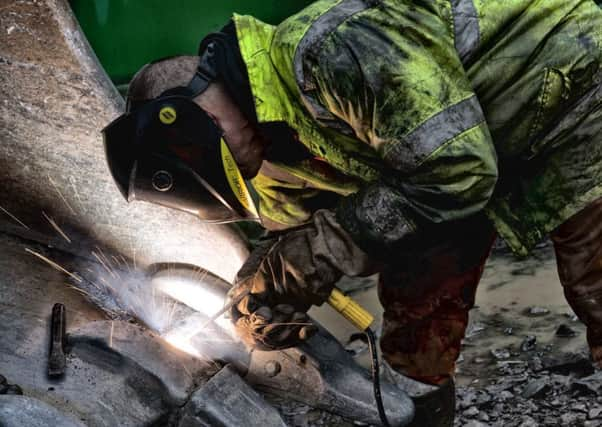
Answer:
[{"left": 304, "top": 5, "right": 498, "bottom": 256}]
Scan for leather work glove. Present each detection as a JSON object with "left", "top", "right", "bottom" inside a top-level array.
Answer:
[{"left": 228, "top": 210, "right": 375, "bottom": 351}]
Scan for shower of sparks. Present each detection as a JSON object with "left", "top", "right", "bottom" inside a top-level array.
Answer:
[
  {"left": 42, "top": 211, "right": 72, "bottom": 243},
  {"left": 25, "top": 247, "right": 82, "bottom": 283},
  {"left": 111, "top": 255, "right": 124, "bottom": 270},
  {"left": 95, "top": 246, "right": 113, "bottom": 266},
  {"left": 92, "top": 251, "right": 118, "bottom": 280},
  {"left": 0, "top": 204, "right": 29, "bottom": 229},
  {"left": 118, "top": 255, "right": 133, "bottom": 273},
  {"left": 48, "top": 174, "right": 76, "bottom": 215},
  {"left": 99, "top": 276, "right": 115, "bottom": 291}
]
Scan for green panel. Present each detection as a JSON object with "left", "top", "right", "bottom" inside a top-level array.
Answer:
[{"left": 70, "top": 0, "right": 313, "bottom": 85}]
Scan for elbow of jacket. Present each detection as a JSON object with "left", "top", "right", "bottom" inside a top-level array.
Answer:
[{"left": 476, "top": 160, "right": 499, "bottom": 209}]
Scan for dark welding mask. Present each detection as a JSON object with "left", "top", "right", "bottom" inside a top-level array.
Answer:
[{"left": 102, "top": 43, "right": 259, "bottom": 224}]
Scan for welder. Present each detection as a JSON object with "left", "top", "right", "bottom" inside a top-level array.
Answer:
[{"left": 103, "top": 0, "right": 602, "bottom": 425}]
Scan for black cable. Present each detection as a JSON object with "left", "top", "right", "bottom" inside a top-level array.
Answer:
[{"left": 365, "top": 328, "right": 391, "bottom": 427}]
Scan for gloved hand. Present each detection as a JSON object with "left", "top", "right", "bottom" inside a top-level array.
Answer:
[{"left": 228, "top": 210, "right": 375, "bottom": 351}]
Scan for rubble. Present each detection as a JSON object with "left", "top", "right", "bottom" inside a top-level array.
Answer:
[
  {"left": 521, "top": 378, "right": 551, "bottom": 399},
  {"left": 454, "top": 287, "right": 598, "bottom": 427},
  {"left": 491, "top": 348, "right": 511, "bottom": 360},
  {"left": 526, "top": 307, "right": 550, "bottom": 316},
  {"left": 540, "top": 353, "right": 595, "bottom": 376},
  {"left": 520, "top": 336, "right": 537, "bottom": 352},
  {"left": 456, "top": 352, "right": 601, "bottom": 426}
]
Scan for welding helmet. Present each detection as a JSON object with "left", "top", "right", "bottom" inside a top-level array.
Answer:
[{"left": 102, "top": 43, "right": 259, "bottom": 224}]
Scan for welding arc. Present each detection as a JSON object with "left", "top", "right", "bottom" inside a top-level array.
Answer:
[{"left": 197, "top": 288, "right": 251, "bottom": 332}]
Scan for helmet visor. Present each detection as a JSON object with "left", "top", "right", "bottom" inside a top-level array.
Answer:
[
  {"left": 130, "top": 151, "right": 259, "bottom": 224},
  {"left": 103, "top": 96, "right": 260, "bottom": 223}
]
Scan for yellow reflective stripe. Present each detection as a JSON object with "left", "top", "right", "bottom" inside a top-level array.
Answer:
[{"left": 220, "top": 139, "right": 258, "bottom": 217}]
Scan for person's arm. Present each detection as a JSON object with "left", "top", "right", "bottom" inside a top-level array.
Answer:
[{"left": 305, "top": 7, "right": 498, "bottom": 257}]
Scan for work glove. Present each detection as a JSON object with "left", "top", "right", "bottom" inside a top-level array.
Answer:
[{"left": 228, "top": 210, "right": 375, "bottom": 351}]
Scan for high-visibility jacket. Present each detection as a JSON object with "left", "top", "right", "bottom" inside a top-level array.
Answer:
[{"left": 234, "top": 0, "right": 602, "bottom": 256}]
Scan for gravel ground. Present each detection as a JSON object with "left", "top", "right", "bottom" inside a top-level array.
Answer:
[{"left": 455, "top": 350, "right": 602, "bottom": 427}]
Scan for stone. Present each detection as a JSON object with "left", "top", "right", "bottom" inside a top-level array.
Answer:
[
  {"left": 464, "top": 406, "right": 479, "bottom": 417},
  {"left": 527, "top": 307, "right": 550, "bottom": 316},
  {"left": 529, "top": 357, "right": 544, "bottom": 372},
  {"left": 589, "top": 407, "right": 602, "bottom": 420},
  {"left": 521, "top": 336, "right": 537, "bottom": 352},
  {"left": 540, "top": 353, "right": 595, "bottom": 377},
  {"left": 491, "top": 348, "right": 511, "bottom": 360},
  {"left": 561, "top": 413, "right": 579, "bottom": 425},
  {"left": 519, "top": 415, "right": 537, "bottom": 427},
  {"left": 572, "top": 372, "right": 602, "bottom": 395},
  {"left": 478, "top": 411, "right": 490, "bottom": 422},
  {"left": 466, "top": 322, "right": 487, "bottom": 338},
  {"left": 522, "top": 378, "right": 551, "bottom": 399}
]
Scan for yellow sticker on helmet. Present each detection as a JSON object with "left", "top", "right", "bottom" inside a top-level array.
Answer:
[
  {"left": 159, "top": 106, "right": 177, "bottom": 124},
  {"left": 220, "top": 139, "right": 258, "bottom": 217}
]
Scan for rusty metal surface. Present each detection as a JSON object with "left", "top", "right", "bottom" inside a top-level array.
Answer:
[
  {"left": 0, "top": 233, "right": 217, "bottom": 426},
  {"left": 246, "top": 327, "right": 415, "bottom": 426},
  {"left": 0, "top": 0, "right": 248, "bottom": 283}
]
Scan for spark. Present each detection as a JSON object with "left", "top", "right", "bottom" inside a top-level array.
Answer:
[
  {"left": 118, "top": 255, "right": 133, "bottom": 273},
  {"left": 95, "top": 246, "right": 115, "bottom": 270},
  {"left": 42, "top": 211, "right": 72, "bottom": 243},
  {"left": 92, "top": 251, "right": 118, "bottom": 280},
  {"left": 68, "top": 285, "right": 93, "bottom": 298},
  {"left": 25, "top": 248, "right": 82, "bottom": 283},
  {"left": 0, "top": 204, "right": 29, "bottom": 229},
  {"left": 68, "top": 176, "right": 85, "bottom": 211},
  {"left": 109, "top": 321, "right": 114, "bottom": 348},
  {"left": 99, "top": 276, "right": 115, "bottom": 291},
  {"left": 48, "top": 174, "right": 76, "bottom": 215},
  {"left": 111, "top": 255, "right": 124, "bottom": 270}
]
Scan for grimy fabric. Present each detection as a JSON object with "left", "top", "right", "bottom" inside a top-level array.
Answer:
[
  {"left": 552, "top": 198, "right": 602, "bottom": 368},
  {"left": 379, "top": 198, "right": 602, "bottom": 383},
  {"left": 229, "top": 210, "right": 374, "bottom": 350},
  {"left": 234, "top": 0, "right": 602, "bottom": 256},
  {"left": 378, "top": 213, "right": 496, "bottom": 384}
]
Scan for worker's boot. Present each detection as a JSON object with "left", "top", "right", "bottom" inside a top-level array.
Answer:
[
  {"left": 407, "top": 379, "right": 455, "bottom": 427},
  {"left": 382, "top": 362, "right": 455, "bottom": 427}
]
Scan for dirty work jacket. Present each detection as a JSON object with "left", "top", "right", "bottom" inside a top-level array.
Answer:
[{"left": 234, "top": 0, "right": 602, "bottom": 256}]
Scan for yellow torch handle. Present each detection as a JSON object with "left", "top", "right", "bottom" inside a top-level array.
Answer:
[{"left": 327, "top": 288, "right": 374, "bottom": 331}]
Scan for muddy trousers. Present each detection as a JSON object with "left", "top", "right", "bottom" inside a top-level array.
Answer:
[{"left": 379, "top": 198, "right": 602, "bottom": 385}]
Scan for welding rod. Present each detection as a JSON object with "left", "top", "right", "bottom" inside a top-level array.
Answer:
[
  {"left": 48, "top": 303, "right": 66, "bottom": 378},
  {"left": 200, "top": 286, "right": 373, "bottom": 333},
  {"left": 197, "top": 288, "right": 251, "bottom": 332}
]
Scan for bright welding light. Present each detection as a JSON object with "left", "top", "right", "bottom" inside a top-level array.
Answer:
[
  {"left": 152, "top": 274, "right": 234, "bottom": 334},
  {"left": 164, "top": 331, "right": 203, "bottom": 358}
]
